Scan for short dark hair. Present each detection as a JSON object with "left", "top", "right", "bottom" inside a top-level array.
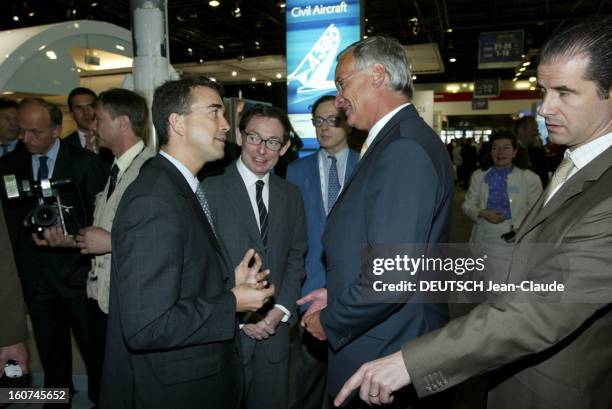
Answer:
[
  {"left": 67, "top": 87, "right": 97, "bottom": 111},
  {"left": 540, "top": 16, "right": 612, "bottom": 99},
  {"left": 0, "top": 98, "right": 17, "bottom": 111},
  {"left": 310, "top": 94, "right": 346, "bottom": 120},
  {"left": 18, "top": 98, "right": 62, "bottom": 129},
  {"left": 97, "top": 88, "right": 148, "bottom": 138},
  {"left": 238, "top": 104, "right": 292, "bottom": 143},
  {"left": 152, "top": 76, "right": 223, "bottom": 147},
  {"left": 490, "top": 131, "right": 517, "bottom": 150},
  {"left": 513, "top": 115, "right": 536, "bottom": 136}
]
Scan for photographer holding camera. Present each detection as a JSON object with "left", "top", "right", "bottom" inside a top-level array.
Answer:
[{"left": 0, "top": 98, "right": 107, "bottom": 405}]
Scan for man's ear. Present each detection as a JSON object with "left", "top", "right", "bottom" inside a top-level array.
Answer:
[
  {"left": 235, "top": 127, "right": 244, "bottom": 147},
  {"left": 117, "top": 115, "right": 130, "bottom": 132},
  {"left": 371, "top": 64, "right": 387, "bottom": 88},
  {"left": 168, "top": 112, "right": 185, "bottom": 138},
  {"left": 279, "top": 139, "right": 292, "bottom": 156}
]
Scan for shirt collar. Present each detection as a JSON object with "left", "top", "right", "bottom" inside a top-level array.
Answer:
[
  {"left": 160, "top": 150, "right": 199, "bottom": 192},
  {"left": 236, "top": 155, "right": 270, "bottom": 187},
  {"left": 565, "top": 131, "right": 612, "bottom": 170},
  {"left": 365, "top": 103, "right": 411, "bottom": 147},
  {"left": 320, "top": 145, "right": 349, "bottom": 161},
  {"left": 115, "top": 140, "right": 144, "bottom": 174},
  {"left": 34, "top": 138, "right": 60, "bottom": 160}
]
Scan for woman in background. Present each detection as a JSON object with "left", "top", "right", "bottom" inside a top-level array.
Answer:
[{"left": 462, "top": 132, "right": 542, "bottom": 283}]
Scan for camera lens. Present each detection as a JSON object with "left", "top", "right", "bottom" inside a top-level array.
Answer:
[{"left": 33, "top": 204, "right": 58, "bottom": 227}]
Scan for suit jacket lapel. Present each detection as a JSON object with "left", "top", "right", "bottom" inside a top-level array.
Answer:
[
  {"left": 304, "top": 154, "right": 326, "bottom": 218},
  {"left": 330, "top": 105, "right": 416, "bottom": 216},
  {"left": 516, "top": 144, "right": 612, "bottom": 241},
  {"left": 226, "top": 164, "right": 266, "bottom": 255},
  {"left": 158, "top": 155, "right": 223, "bottom": 255},
  {"left": 267, "top": 175, "right": 288, "bottom": 256}
]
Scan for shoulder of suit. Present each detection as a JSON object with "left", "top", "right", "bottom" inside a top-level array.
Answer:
[{"left": 59, "top": 139, "right": 99, "bottom": 162}]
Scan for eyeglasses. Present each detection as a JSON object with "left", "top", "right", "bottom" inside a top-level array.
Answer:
[
  {"left": 245, "top": 132, "right": 284, "bottom": 151},
  {"left": 335, "top": 70, "right": 363, "bottom": 93},
  {"left": 311, "top": 116, "right": 343, "bottom": 128}
]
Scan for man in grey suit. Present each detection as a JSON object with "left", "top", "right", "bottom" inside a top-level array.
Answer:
[
  {"left": 99, "top": 77, "right": 275, "bottom": 409},
  {"left": 287, "top": 94, "right": 358, "bottom": 409},
  {"left": 335, "top": 17, "right": 612, "bottom": 409},
  {"left": 203, "top": 104, "right": 307, "bottom": 409},
  {"left": 302, "top": 36, "right": 453, "bottom": 408}
]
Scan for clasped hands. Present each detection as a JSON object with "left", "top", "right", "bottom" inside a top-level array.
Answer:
[
  {"left": 296, "top": 287, "right": 328, "bottom": 341},
  {"left": 296, "top": 288, "right": 412, "bottom": 407}
]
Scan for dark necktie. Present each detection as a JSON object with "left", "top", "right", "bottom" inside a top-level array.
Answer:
[
  {"left": 327, "top": 155, "right": 341, "bottom": 213},
  {"left": 195, "top": 184, "right": 217, "bottom": 237},
  {"left": 106, "top": 164, "right": 119, "bottom": 201},
  {"left": 38, "top": 156, "right": 49, "bottom": 180},
  {"left": 255, "top": 180, "right": 268, "bottom": 247}
]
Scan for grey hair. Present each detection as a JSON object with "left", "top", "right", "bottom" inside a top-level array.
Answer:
[{"left": 338, "top": 36, "right": 413, "bottom": 99}]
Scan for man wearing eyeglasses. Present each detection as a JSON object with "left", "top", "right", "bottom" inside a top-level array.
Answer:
[
  {"left": 286, "top": 94, "right": 358, "bottom": 409},
  {"left": 203, "top": 104, "right": 307, "bottom": 409},
  {"left": 301, "top": 36, "right": 454, "bottom": 408}
]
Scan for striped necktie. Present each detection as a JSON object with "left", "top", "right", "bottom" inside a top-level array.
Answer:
[{"left": 255, "top": 180, "right": 268, "bottom": 247}]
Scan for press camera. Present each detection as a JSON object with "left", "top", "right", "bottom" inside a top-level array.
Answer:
[{"left": 3, "top": 174, "right": 82, "bottom": 235}]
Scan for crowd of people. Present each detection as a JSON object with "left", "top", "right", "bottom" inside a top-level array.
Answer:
[{"left": 1, "top": 15, "right": 611, "bottom": 409}]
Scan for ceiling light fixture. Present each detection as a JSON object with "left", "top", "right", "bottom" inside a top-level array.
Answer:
[
  {"left": 528, "top": 76, "right": 536, "bottom": 83},
  {"left": 46, "top": 51, "right": 58, "bottom": 60},
  {"left": 522, "top": 61, "right": 531, "bottom": 67},
  {"left": 231, "top": 71, "right": 237, "bottom": 76},
  {"left": 209, "top": 1, "right": 220, "bottom": 6},
  {"left": 210, "top": 77, "right": 217, "bottom": 82},
  {"left": 115, "top": 44, "right": 125, "bottom": 51},
  {"left": 251, "top": 77, "right": 256, "bottom": 82},
  {"left": 449, "top": 57, "right": 457, "bottom": 63},
  {"left": 275, "top": 72, "right": 282, "bottom": 79},
  {"left": 28, "top": 12, "right": 35, "bottom": 17},
  {"left": 266, "top": 81, "right": 272, "bottom": 87},
  {"left": 13, "top": 16, "right": 19, "bottom": 22},
  {"left": 218, "top": 44, "right": 224, "bottom": 50},
  {"left": 90, "top": 2, "right": 98, "bottom": 6},
  {"left": 446, "top": 28, "right": 453, "bottom": 33}
]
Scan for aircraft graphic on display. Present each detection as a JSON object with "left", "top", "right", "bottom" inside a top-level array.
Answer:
[{"left": 287, "top": 24, "right": 340, "bottom": 97}]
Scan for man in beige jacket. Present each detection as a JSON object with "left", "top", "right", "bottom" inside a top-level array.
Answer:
[{"left": 335, "top": 16, "right": 612, "bottom": 409}]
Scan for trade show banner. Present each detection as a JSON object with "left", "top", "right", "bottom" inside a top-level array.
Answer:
[{"left": 286, "top": 0, "right": 361, "bottom": 151}]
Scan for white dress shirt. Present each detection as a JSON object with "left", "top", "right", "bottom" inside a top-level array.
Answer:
[
  {"left": 235, "top": 157, "right": 290, "bottom": 322},
  {"left": 318, "top": 146, "right": 349, "bottom": 214}
]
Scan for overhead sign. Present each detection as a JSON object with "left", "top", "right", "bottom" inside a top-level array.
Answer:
[
  {"left": 474, "top": 78, "right": 500, "bottom": 97},
  {"left": 478, "top": 30, "right": 524, "bottom": 69},
  {"left": 286, "top": 0, "right": 361, "bottom": 151},
  {"left": 472, "top": 98, "right": 488, "bottom": 110}
]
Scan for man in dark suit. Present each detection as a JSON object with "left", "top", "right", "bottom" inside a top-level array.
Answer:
[
  {"left": 0, "top": 204, "right": 29, "bottom": 379},
  {"left": 63, "top": 87, "right": 113, "bottom": 165},
  {"left": 301, "top": 36, "right": 453, "bottom": 408},
  {"left": 99, "top": 76, "right": 275, "bottom": 409},
  {"left": 0, "top": 98, "right": 107, "bottom": 405},
  {"left": 514, "top": 115, "right": 549, "bottom": 187},
  {"left": 335, "top": 17, "right": 612, "bottom": 409},
  {"left": 203, "top": 104, "right": 307, "bottom": 409},
  {"left": 287, "top": 94, "right": 358, "bottom": 409}
]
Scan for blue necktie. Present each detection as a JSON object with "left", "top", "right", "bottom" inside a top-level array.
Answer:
[
  {"left": 38, "top": 156, "right": 49, "bottom": 180},
  {"left": 195, "top": 184, "right": 217, "bottom": 237},
  {"left": 255, "top": 180, "right": 268, "bottom": 247},
  {"left": 327, "top": 155, "right": 340, "bottom": 213}
]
